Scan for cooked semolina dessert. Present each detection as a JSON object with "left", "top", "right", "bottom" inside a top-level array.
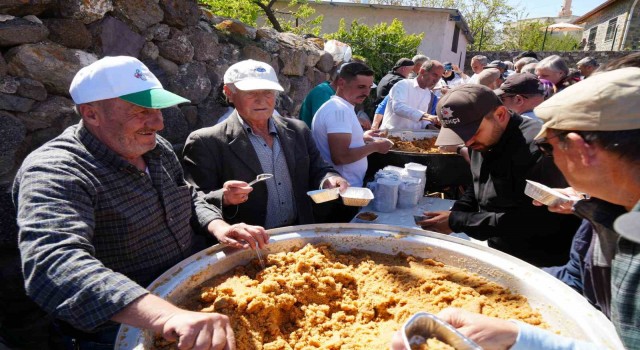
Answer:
[
  {"left": 388, "top": 137, "right": 443, "bottom": 154},
  {"left": 158, "top": 244, "right": 546, "bottom": 350},
  {"left": 411, "top": 338, "right": 455, "bottom": 350}
]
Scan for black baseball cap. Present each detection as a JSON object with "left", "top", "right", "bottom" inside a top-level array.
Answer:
[
  {"left": 494, "top": 73, "right": 545, "bottom": 96},
  {"left": 393, "top": 58, "right": 415, "bottom": 71},
  {"left": 435, "top": 85, "right": 503, "bottom": 145}
]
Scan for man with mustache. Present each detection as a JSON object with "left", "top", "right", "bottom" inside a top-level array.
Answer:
[
  {"left": 380, "top": 59, "right": 445, "bottom": 130},
  {"left": 12, "top": 56, "right": 259, "bottom": 349},
  {"left": 311, "top": 61, "right": 393, "bottom": 189}
]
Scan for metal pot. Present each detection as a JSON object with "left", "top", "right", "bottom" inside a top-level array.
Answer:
[{"left": 115, "top": 224, "right": 623, "bottom": 350}]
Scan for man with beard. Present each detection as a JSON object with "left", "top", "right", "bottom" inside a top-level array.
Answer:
[{"left": 420, "top": 85, "right": 579, "bottom": 267}]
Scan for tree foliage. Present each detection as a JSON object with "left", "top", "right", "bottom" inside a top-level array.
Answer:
[
  {"left": 366, "top": 0, "right": 516, "bottom": 51},
  {"left": 502, "top": 19, "right": 581, "bottom": 51},
  {"left": 325, "top": 19, "right": 423, "bottom": 81},
  {"left": 198, "top": 0, "right": 323, "bottom": 35}
]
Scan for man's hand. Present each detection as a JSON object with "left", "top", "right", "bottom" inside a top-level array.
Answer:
[
  {"left": 417, "top": 211, "right": 453, "bottom": 234},
  {"left": 207, "top": 220, "right": 269, "bottom": 249},
  {"left": 112, "top": 294, "right": 236, "bottom": 350},
  {"left": 372, "top": 138, "right": 394, "bottom": 154},
  {"left": 363, "top": 129, "right": 381, "bottom": 141},
  {"left": 532, "top": 187, "right": 582, "bottom": 214},
  {"left": 437, "top": 308, "right": 518, "bottom": 350},
  {"left": 322, "top": 175, "right": 349, "bottom": 193},
  {"left": 420, "top": 114, "right": 440, "bottom": 126},
  {"left": 389, "top": 308, "right": 518, "bottom": 350},
  {"left": 160, "top": 310, "right": 235, "bottom": 350},
  {"left": 222, "top": 180, "right": 252, "bottom": 206}
]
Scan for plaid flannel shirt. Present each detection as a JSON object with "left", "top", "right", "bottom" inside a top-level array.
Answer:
[
  {"left": 12, "top": 123, "right": 222, "bottom": 332},
  {"left": 611, "top": 200, "right": 640, "bottom": 348}
]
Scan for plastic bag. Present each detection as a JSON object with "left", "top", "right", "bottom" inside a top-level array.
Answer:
[{"left": 324, "top": 39, "right": 352, "bottom": 64}]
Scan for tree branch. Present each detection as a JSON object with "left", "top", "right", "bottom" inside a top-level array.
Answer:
[{"left": 252, "top": 0, "right": 284, "bottom": 31}]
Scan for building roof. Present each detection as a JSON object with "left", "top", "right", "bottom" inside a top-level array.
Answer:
[
  {"left": 572, "top": 0, "right": 620, "bottom": 24},
  {"left": 302, "top": 1, "right": 474, "bottom": 43}
]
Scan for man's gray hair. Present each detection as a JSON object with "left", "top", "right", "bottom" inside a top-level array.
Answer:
[
  {"left": 521, "top": 62, "right": 538, "bottom": 74},
  {"left": 577, "top": 56, "right": 598, "bottom": 67},
  {"left": 471, "top": 55, "right": 488, "bottom": 66},
  {"left": 537, "top": 55, "right": 569, "bottom": 76},
  {"left": 412, "top": 54, "right": 429, "bottom": 65}
]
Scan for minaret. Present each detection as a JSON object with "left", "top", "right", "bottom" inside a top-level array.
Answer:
[{"left": 558, "top": 0, "right": 572, "bottom": 17}]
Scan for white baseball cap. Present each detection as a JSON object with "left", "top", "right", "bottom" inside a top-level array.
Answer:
[
  {"left": 223, "top": 59, "right": 284, "bottom": 91},
  {"left": 69, "top": 56, "right": 190, "bottom": 108}
]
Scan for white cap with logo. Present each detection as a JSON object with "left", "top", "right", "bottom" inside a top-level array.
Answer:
[
  {"left": 69, "top": 56, "right": 190, "bottom": 108},
  {"left": 223, "top": 59, "right": 284, "bottom": 92}
]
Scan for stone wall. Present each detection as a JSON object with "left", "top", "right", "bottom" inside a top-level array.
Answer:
[
  {"left": 464, "top": 50, "right": 640, "bottom": 74},
  {"left": 0, "top": 0, "right": 336, "bottom": 188}
]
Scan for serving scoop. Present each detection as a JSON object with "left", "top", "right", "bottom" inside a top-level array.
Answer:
[{"left": 248, "top": 173, "right": 273, "bottom": 186}]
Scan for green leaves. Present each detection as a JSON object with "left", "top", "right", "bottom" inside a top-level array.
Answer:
[
  {"left": 326, "top": 19, "right": 423, "bottom": 81},
  {"left": 199, "top": 0, "right": 323, "bottom": 35}
]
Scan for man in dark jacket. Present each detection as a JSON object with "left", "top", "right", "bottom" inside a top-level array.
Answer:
[
  {"left": 183, "top": 60, "right": 348, "bottom": 229},
  {"left": 375, "top": 58, "right": 414, "bottom": 105},
  {"left": 418, "top": 84, "right": 579, "bottom": 267}
]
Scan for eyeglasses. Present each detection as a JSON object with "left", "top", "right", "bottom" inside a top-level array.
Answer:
[{"left": 534, "top": 131, "right": 570, "bottom": 157}]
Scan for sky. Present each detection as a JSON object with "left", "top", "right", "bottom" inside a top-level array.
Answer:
[{"left": 507, "top": 0, "right": 608, "bottom": 19}]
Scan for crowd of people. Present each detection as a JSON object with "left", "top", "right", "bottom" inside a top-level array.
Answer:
[{"left": 3, "top": 48, "right": 639, "bottom": 350}]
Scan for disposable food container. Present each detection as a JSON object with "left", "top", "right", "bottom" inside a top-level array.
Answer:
[
  {"left": 524, "top": 180, "right": 575, "bottom": 206},
  {"left": 306, "top": 188, "right": 339, "bottom": 203},
  {"left": 340, "top": 187, "right": 374, "bottom": 207}
]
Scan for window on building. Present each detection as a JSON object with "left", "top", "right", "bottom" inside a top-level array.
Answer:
[
  {"left": 605, "top": 18, "right": 617, "bottom": 41},
  {"left": 588, "top": 27, "right": 597, "bottom": 44},
  {"left": 451, "top": 26, "right": 460, "bottom": 53}
]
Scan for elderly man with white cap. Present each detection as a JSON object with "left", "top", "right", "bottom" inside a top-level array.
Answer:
[
  {"left": 11, "top": 56, "right": 264, "bottom": 349},
  {"left": 183, "top": 59, "right": 347, "bottom": 229}
]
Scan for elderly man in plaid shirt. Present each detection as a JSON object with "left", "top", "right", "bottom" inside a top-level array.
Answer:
[{"left": 12, "top": 56, "right": 264, "bottom": 349}]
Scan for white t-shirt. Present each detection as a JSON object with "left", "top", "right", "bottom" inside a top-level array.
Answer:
[
  {"left": 380, "top": 78, "right": 434, "bottom": 130},
  {"left": 311, "top": 95, "right": 367, "bottom": 187}
]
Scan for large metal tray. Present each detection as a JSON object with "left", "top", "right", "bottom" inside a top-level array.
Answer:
[{"left": 115, "top": 224, "right": 623, "bottom": 350}]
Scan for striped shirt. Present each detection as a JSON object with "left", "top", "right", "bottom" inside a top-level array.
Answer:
[
  {"left": 12, "top": 123, "right": 221, "bottom": 332},
  {"left": 240, "top": 115, "right": 297, "bottom": 228}
]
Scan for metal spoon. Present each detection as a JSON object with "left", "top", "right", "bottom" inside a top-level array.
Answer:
[
  {"left": 249, "top": 237, "right": 266, "bottom": 270},
  {"left": 247, "top": 173, "right": 273, "bottom": 186}
]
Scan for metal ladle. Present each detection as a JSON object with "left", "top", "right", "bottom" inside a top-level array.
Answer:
[{"left": 247, "top": 173, "right": 273, "bottom": 186}]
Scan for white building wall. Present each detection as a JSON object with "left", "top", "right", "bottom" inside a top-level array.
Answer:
[{"left": 274, "top": 3, "right": 469, "bottom": 65}]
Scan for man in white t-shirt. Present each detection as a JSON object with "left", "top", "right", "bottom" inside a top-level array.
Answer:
[
  {"left": 380, "top": 59, "right": 444, "bottom": 130},
  {"left": 312, "top": 62, "right": 393, "bottom": 187}
]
